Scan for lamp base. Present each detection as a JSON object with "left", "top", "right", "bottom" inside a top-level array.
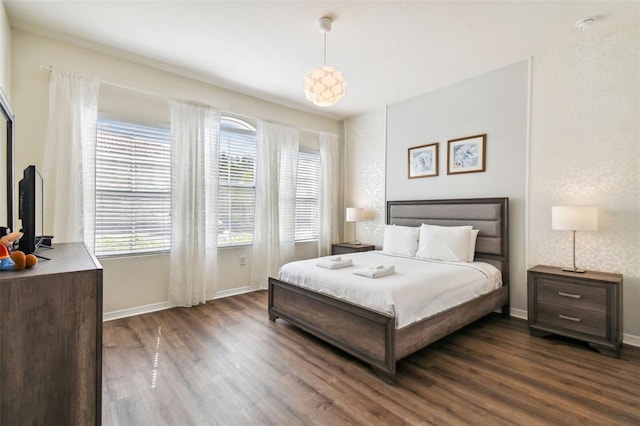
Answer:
[{"left": 562, "top": 267, "right": 586, "bottom": 273}]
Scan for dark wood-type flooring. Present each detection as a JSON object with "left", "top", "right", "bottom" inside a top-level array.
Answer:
[{"left": 102, "top": 290, "right": 640, "bottom": 425}]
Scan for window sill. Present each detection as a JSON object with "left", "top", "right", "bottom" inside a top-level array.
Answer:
[{"left": 98, "top": 239, "right": 319, "bottom": 258}]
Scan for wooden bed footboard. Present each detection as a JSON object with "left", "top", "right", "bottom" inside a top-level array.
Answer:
[
  {"left": 268, "top": 277, "right": 397, "bottom": 382},
  {"left": 268, "top": 277, "right": 508, "bottom": 383},
  {"left": 394, "top": 285, "right": 509, "bottom": 359}
]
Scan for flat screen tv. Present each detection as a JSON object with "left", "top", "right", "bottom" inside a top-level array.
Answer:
[{"left": 18, "top": 165, "right": 42, "bottom": 255}]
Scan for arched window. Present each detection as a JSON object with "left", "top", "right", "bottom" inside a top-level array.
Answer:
[{"left": 217, "top": 116, "right": 257, "bottom": 246}]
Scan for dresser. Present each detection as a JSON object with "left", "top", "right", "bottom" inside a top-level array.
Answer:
[
  {"left": 0, "top": 243, "right": 103, "bottom": 425},
  {"left": 527, "top": 265, "right": 622, "bottom": 357},
  {"left": 331, "top": 242, "right": 376, "bottom": 255}
]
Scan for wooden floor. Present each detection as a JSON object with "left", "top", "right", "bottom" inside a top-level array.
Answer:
[{"left": 102, "top": 290, "right": 640, "bottom": 426}]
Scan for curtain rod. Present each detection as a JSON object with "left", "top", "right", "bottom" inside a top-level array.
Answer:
[{"left": 40, "top": 65, "right": 338, "bottom": 137}]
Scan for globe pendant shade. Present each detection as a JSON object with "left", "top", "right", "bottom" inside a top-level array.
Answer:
[{"left": 303, "top": 66, "right": 347, "bottom": 107}]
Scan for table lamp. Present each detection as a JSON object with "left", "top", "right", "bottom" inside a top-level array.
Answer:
[
  {"left": 551, "top": 206, "right": 598, "bottom": 273},
  {"left": 345, "top": 207, "right": 365, "bottom": 244}
]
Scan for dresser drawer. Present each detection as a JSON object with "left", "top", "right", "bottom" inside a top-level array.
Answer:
[
  {"left": 536, "top": 301, "right": 607, "bottom": 338},
  {"left": 536, "top": 278, "right": 606, "bottom": 311}
]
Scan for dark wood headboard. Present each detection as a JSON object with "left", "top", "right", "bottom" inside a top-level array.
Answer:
[{"left": 386, "top": 197, "right": 509, "bottom": 287}]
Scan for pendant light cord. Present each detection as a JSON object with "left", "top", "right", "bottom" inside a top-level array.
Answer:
[{"left": 323, "top": 31, "right": 327, "bottom": 65}]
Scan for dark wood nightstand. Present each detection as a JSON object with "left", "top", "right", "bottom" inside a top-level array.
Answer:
[
  {"left": 527, "top": 265, "right": 623, "bottom": 357},
  {"left": 331, "top": 243, "right": 375, "bottom": 255}
]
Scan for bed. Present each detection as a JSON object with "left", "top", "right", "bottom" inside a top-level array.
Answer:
[{"left": 268, "top": 197, "right": 509, "bottom": 383}]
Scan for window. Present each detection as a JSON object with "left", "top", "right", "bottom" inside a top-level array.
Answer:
[
  {"left": 217, "top": 117, "right": 257, "bottom": 246},
  {"left": 95, "top": 115, "right": 318, "bottom": 253},
  {"left": 95, "top": 118, "right": 171, "bottom": 256},
  {"left": 295, "top": 150, "right": 320, "bottom": 241}
]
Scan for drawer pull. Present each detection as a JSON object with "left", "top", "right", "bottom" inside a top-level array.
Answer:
[
  {"left": 558, "top": 291, "right": 581, "bottom": 299},
  {"left": 559, "top": 314, "right": 581, "bottom": 322}
]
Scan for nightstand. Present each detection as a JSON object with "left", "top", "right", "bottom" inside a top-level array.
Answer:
[
  {"left": 527, "top": 265, "right": 623, "bottom": 357},
  {"left": 331, "top": 243, "right": 375, "bottom": 255}
]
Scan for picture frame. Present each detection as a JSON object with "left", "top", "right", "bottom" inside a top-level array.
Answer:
[
  {"left": 447, "top": 134, "right": 486, "bottom": 175},
  {"left": 408, "top": 143, "right": 439, "bottom": 179}
]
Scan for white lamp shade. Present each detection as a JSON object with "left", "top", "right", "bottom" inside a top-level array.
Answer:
[
  {"left": 303, "top": 66, "right": 347, "bottom": 107},
  {"left": 346, "top": 207, "right": 365, "bottom": 222},
  {"left": 552, "top": 206, "right": 598, "bottom": 231}
]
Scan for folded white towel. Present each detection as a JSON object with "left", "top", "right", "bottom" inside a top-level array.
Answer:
[
  {"left": 330, "top": 256, "right": 342, "bottom": 262},
  {"left": 353, "top": 265, "right": 395, "bottom": 278},
  {"left": 317, "top": 258, "right": 353, "bottom": 269}
]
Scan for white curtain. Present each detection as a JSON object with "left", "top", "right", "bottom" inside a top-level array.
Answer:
[
  {"left": 42, "top": 70, "right": 99, "bottom": 246},
  {"left": 318, "top": 133, "right": 340, "bottom": 256},
  {"left": 250, "top": 121, "right": 299, "bottom": 289},
  {"left": 168, "top": 101, "right": 220, "bottom": 307}
]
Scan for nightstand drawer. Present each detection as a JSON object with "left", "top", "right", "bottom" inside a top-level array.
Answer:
[
  {"left": 332, "top": 245, "right": 360, "bottom": 255},
  {"left": 331, "top": 243, "right": 375, "bottom": 255},
  {"left": 536, "top": 301, "right": 607, "bottom": 338},
  {"left": 537, "top": 278, "right": 606, "bottom": 311}
]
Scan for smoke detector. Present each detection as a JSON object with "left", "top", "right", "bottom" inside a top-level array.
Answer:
[{"left": 575, "top": 17, "right": 596, "bottom": 31}]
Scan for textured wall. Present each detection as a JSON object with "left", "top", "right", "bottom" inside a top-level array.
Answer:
[
  {"left": 529, "top": 25, "right": 640, "bottom": 338},
  {"left": 344, "top": 109, "right": 386, "bottom": 247}
]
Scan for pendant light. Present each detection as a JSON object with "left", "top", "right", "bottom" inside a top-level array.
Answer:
[{"left": 303, "top": 16, "right": 347, "bottom": 107}]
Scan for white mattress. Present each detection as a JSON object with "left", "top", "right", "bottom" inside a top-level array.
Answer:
[{"left": 278, "top": 251, "right": 503, "bottom": 329}]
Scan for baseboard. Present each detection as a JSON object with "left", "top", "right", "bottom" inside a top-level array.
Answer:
[
  {"left": 623, "top": 333, "right": 640, "bottom": 348},
  {"left": 103, "top": 301, "right": 169, "bottom": 321},
  {"left": 510, "top": 307, "right": 527, "bottom": 320},
  {"left": 103, "top": 286, "right": 257, "bottom": 321},
  {"left": 103, "top": 294, "right": 640, "bottom": 347},
  {"left": 210, "top": 286, "right": 254, "bottom": 300}
]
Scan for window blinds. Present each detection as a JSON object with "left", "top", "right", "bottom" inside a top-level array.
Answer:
[
  {"left": 95, "top": 116, "right": 320, "bottom": 254},
  {"left": 295, "top": 151, "right": 320, "bottom": 241},
  {"left": 217, "top": 119, "right": 257, "bottom": 246},
  {"left": 95, "top": 119, "right": 172, "bottom": 256}
]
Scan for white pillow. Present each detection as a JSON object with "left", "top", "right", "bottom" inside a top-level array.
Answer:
[
  {"left": 382, "top": 225, "right": 419, "bottom": 256},
  {"left": 468, "top": 229, "right": 479, "bottom": 262},
  {"left": 416, "top": 224, "right": 472, "bottom": 262}
]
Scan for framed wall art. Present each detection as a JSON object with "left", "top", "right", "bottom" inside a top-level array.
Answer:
[
  {"left": 447, "top": 134, "right": 486, "bottom": 175},
  {"left": 408, "top": 143, "right": 439, "bottom": 179}
]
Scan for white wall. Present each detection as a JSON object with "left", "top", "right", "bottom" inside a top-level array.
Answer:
[
  {"left": 0, "top": 1, "right": 9, "bottom": 97},
  {"left": 386, "top": 60, "right": 529, "bottom": 314},
  {"left": 0, "top": 1, "right": 10, "bottom": 233},
  {"left": 0, "top": 1, "right": 9, "bottom": 95},
  {"left": 11, "top": 29, "right": 341, "bottom": 314},
  {"left": 529, "top": 24, "right": 640, "bottom": 339}
]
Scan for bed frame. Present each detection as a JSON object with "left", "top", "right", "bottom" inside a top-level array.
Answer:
[{"left": 268, "top": 197, "right": 509, "bottom": 383}]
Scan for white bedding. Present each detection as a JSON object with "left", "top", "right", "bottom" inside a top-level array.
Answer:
[{"left": 278, "top": 251, "right": 502, "bottom": 329}]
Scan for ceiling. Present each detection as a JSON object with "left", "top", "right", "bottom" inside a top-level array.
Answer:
[{"left": 5, "top": 1, "right": 640, "bottom": 120}]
